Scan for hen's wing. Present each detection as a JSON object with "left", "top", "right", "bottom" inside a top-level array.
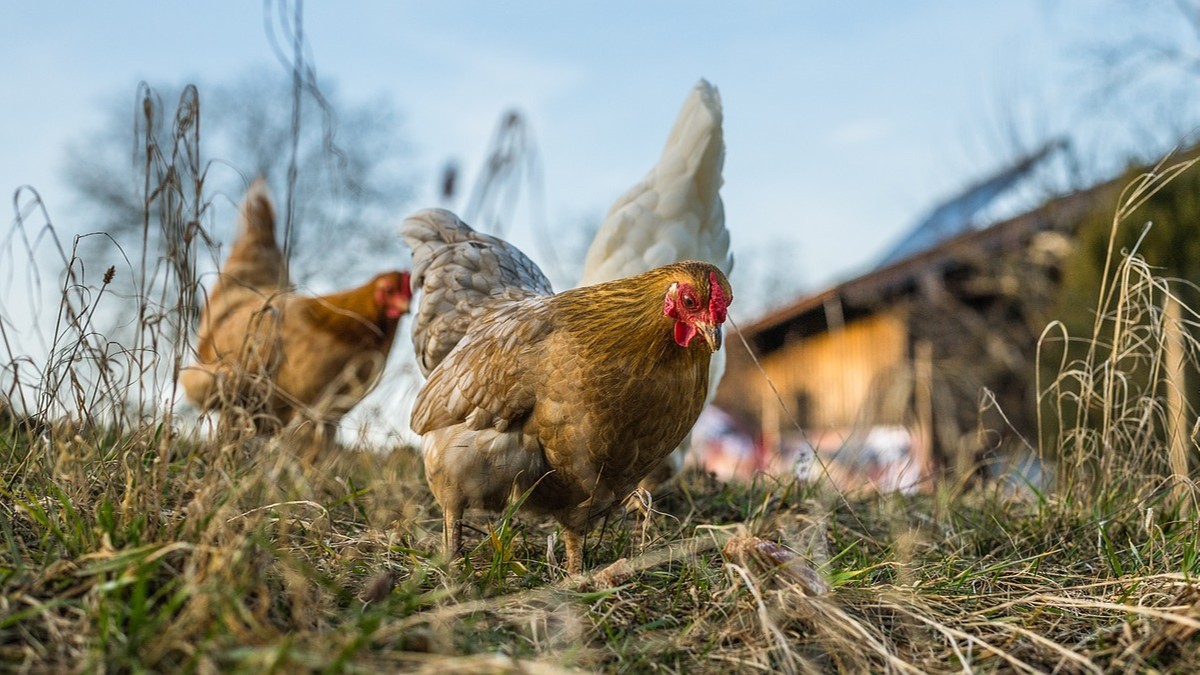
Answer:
[
  {"left": 400, "top": 208, "right": 552, "bottom": 377},
  {"left": 410, "top": 299, "right": 553, "bottom": 435},
  {"left": 579, "top": 79, "right": 731, "bottom": 285}
]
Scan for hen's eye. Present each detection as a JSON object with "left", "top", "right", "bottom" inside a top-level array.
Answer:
[{"left": 683, "top": 295, "right": 698, "bottom": 310}]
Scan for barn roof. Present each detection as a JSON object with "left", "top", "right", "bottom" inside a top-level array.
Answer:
[
  {"left": 876, "top": 139, "right": 1069, "bottom": 267},
  {"left": 742, "top": 164, "right": 1126, "bottom": 353}
]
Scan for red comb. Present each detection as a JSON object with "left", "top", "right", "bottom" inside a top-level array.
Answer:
[{"left": 708, "top": 270, "right": 728, "bottom": 323}]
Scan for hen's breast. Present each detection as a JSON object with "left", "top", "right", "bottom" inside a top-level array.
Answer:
[{"left": 531, "top": 330, "right": 709, "bottom": 504}]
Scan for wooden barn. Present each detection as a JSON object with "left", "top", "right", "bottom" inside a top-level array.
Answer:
[{"left": 714, "top": 146, "right": 1147, "bottom": 492}]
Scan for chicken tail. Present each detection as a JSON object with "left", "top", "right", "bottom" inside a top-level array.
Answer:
[
  {"left": 220, "top": 177, "right": 288, "bottom": 292},
  {"left": 579, "top": 79, "right": 731, "bottom": 286},
  {"left": 400, "top": 209, "right": 553, "bottom": 376}
]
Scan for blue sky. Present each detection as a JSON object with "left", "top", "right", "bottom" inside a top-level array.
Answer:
[
  {"left": 4, "top": 1, "right": 1197, "bottom": 440},
  {"left": 2, "top": 1, "right": 1195, "bottom": 299}
]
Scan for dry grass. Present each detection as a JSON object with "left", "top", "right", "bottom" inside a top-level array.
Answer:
[
  {"left": 3, "top": 425, "right": 1199, "bottom": 673},
  {"left": 3, "top": 90, "right": 1200, "bottom": 673}
]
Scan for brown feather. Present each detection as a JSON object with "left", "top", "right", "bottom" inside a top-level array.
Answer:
[
  {"left": 180, "top": 181, "right": 411, "bottom": 446},
  {"left": 403, "top": 208, "right": 731, "bottom": 575},
  {"left": 216, "top": 177, "right": 288, "bottom": 293}
]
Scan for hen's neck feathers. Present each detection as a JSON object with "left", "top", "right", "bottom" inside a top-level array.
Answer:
[
  {"left": 297, "top": 281, "right": 396, "bottom": 348},
  {"left": 553, "top": 262, "right": 720, "bottom": 373}
]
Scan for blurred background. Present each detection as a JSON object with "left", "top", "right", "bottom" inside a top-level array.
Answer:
[
  {"left": 3, "top": 1, "right": 1199, "bottom": 487},
  {"left": 5, "top": 2, "right": 1199, "bottom": 297}
]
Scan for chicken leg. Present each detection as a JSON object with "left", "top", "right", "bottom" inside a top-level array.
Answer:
[{"left": 443, "top": 506, "right": 464, "bottom": 564}]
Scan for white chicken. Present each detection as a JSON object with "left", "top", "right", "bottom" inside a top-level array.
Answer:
[{"left": 578, "top": 78, "right": 732, "bottom": 488}]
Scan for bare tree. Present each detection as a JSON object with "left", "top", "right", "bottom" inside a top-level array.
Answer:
[
  {"left": 63, "top": 68, "right": 413, "bottom": 290},
  {"left": 1076, "top": 0, "right": 1200, "bottom": 160}
]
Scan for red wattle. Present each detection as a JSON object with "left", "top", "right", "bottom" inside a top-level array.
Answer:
[{"left": 674, "top": 321, "right": 696, "bottom": 347}]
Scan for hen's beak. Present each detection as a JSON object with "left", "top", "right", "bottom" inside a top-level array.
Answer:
[
  {"left": 699, "top": 322, "right": 723, "bottom": 351},
  {"left": 386, "top": 295, "right": 412, "bottom": 320}
]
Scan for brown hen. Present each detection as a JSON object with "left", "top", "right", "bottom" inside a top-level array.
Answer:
[
  {"left": 179, "top": 179, "right": 411, "bottom": 447},
  {"left": 401, "top": 208, "right": 731, "bottom": 573}
]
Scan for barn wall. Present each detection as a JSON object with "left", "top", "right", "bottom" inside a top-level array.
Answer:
[{"left": 756, "top": 306, "right": 908, "bottom": 452}]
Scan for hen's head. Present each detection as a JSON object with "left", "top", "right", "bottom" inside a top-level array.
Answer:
[
  {"left": 662, "top": 262, "right": 732, "bottom": 352},
  {"left": 373, "top": 271, "right": 413, "bottom": 320}
]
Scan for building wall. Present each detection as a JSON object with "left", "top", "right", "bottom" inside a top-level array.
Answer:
[{"left": 755, "top": 306, "right": 909, "bottom": 453}]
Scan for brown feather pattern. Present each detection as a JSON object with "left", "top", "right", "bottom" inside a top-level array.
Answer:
[{"left": 401, "top": 208, "right": 731, "bottom": 573}]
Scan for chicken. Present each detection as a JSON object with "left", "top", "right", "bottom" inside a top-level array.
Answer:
[
  {"left": 579, "top": 79, "right": 732, "bottom": 489},
  {"left": 178, "top": 179, "right": 412, "bottom": 446},
  {"left": 177, "top": 178, "right": 286, "bottom": 412},
  {"left": 401, "top": 208, "right": 732, "bottom": 573}
]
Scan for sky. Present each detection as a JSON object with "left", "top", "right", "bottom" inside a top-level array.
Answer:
[
  {"left": 2, "top": 1, "right": 1198, "bottom": 436},
  {"left": 5, "top": 2, "right": 1196, "bottom": 300}
]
